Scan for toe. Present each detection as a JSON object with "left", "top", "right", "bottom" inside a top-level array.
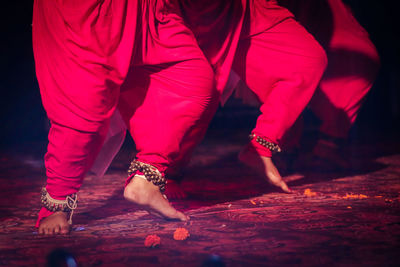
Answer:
[
  {"left": 53, "top": 225, "right": 60, "bottom": 234},
  {"left": 177, "top": 211, "right": 189, "bottom": 221},
  {"left": 44, "top": 227, "right": 51, "bottom": 235},
  {"left": 61, "top": 224, "right": 70, "bottom": 234},
  {"left": 280, "top": 181, "right": 292, "bottom": 193}
]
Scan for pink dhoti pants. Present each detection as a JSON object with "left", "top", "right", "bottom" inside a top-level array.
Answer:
[
  {"left": 232, "top": 18, "right": 327, "bottom": 157},
  {"left": 168, "top": 1, "right": 327, "bottom": 170},
  {"left": 33, "top": 0, "right": 215, "bottom": 225}
]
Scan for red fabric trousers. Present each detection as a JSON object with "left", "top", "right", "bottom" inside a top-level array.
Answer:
[
  {"left": 169, "top": 2, "right": 327, "bottom": 168},
  {"left": 118, "top": 60, "right": 215, "bottom": 171},
  {"left": 280, "top": 0, "right": 380, "bottom": 142},
  {"left": 232, "top": 18, "right": 327, "bottom": 156},
  {"left": 33, "top": 0, "right": 138, "bottom": 200},
  {"left": 33, "top": 0, "right": 215, "bottom": 225}
]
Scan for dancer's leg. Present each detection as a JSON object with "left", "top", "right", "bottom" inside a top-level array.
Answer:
[
  {"left": 233, "top": 18, "right": 327, "bottom": 191},
  {"left": 33, "top": 0, "right": 137, "bottom": 234},
  {"left": 118, "top": 5, "right": 215, "bottom": 215},
  {"left": 288, "top": 0, "right": 380, "bottom": 169}
]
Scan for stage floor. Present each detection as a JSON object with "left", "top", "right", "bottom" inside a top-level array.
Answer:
[{"left": 1, "top": 129, "right": 400, "bottom": 266}]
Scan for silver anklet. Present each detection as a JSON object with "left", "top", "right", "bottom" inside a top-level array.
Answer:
[
  {"left": 127, "top": 159, "right": 166, "bottom": 192},
  {"left": 41, "top": 187, "right": 78, "bottom": 224}
]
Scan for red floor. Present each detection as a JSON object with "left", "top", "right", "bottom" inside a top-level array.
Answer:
[{"left": 0, "top": 130, "right": 399, "bottom": 266}]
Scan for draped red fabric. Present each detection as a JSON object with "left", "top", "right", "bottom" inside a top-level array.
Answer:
[
  {"left": 169, "top": 0, "right": 326, "bottom": 165},
  {"left": 33, "top": 0, "right": 215, "bottom": 226},
  {"left": 180, "top": 0, "right": 294, "bottom": 93}
]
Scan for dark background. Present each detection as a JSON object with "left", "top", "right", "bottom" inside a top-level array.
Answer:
[{"left": 0, "top": 0, "right": 399, "bottom": 149}]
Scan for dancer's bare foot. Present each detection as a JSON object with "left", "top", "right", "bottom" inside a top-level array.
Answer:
[
  {"left": 165, "top": 179, "right": 187, "bottom": 200},
  {"left": 239, "top": 147, "right": 293, "bottom": 193},
  {"left": 124, "top": 175, "right": 189, "bottom": 221},
  {"left": 38, "top": 211, "right": 70, "bottom": 235}
]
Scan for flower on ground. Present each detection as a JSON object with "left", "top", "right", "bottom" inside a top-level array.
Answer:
[
  {"left": 343, "top": 193, "right": 368, "bottom": 199},
  {"left": 173, "top": 227, "right": 190, "bottom": 241},
  {"left": 144, "top": 234, "right": 161, "bottom": 248},
  {"left": 304, "top": 188, "right": 317, "bottom": 197}
]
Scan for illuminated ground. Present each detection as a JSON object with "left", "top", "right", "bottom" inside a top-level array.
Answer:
[{"left": 0, "top": 128, "right": 399, "bottom": 266}]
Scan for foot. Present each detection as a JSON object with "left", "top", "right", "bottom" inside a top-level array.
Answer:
[
  {"left": 239, "top": 147, "right": 293, "bottom": 193},
  {"left": 38, "top": 211, "right": 70, "bottom": 235},
  {"left": 124, "top": 175, "right": 189, "bottom": 221},
  {"left": 165, "top": 179, "right": 187, "bottom": 200}
]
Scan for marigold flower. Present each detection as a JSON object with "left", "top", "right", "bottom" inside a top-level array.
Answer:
[
  {"left": 173, "top": 227, "right": 190, "bottom": 241},
  {"left": 144, "top": 234, "right": 161, "bottom": 248},
  {"left": 343, "top": 193, "right": 368, "bottom": 199},
  {"left": 304, "top": 188, "right": 317, "bottom": 197}
]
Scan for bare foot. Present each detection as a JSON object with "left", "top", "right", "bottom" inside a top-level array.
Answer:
[
  {"left": 38, "top": 211, "right": 70, "bottom": 235},
  {"left": 124, "top": 175, "right": 189, "bottom": 221},
  {"left": 239, "top": 147, "right": 293, "bottom": 193},
  {"left": 165, "top": 179, "right": 187, "bottom": 200}
]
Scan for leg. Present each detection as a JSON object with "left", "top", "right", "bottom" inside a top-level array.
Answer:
[
  {"left": 119, "top": 59, "right": 214, "bottom": 219},
  {"left": 163, "top": 89, "right": 220, "bottom": 200},
  {"left": 118, "top": 6, "right": 215, "bottom": 217},
  {"left": 310, "top": 36, "right": 380, "bottom": 138},
  {"left": 233, "top": 18, "right": 327, "bottom": 191},
  {"left": 307, "top": 45, "right": 379, "bottom": 169},
  {"left": 33, "top": 0, "right": 136, "bottom": 234},
  {"left": 305, "top": 0, "right": 380, "bottom": 169}
]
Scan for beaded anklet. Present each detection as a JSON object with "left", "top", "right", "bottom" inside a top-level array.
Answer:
[
  {"left": 40, "top": 187, "right": 78, "bottom": 224},
  {"left": 249, "top": 133, "right": 282, "bottom": 153},
  {"left": 127, "top": 159, "right": 166, "bottom": 192}
]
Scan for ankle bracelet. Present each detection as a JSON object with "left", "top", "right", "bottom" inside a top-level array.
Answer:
[
  {"left": 127, "top": 159, "right": 166, "bottom": 192},
  {"left": 249, "top": 133, "right": 281, "bottom": 153},
  {"left": 41, "top": 187, "right": 78, "bottom": 224}
]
